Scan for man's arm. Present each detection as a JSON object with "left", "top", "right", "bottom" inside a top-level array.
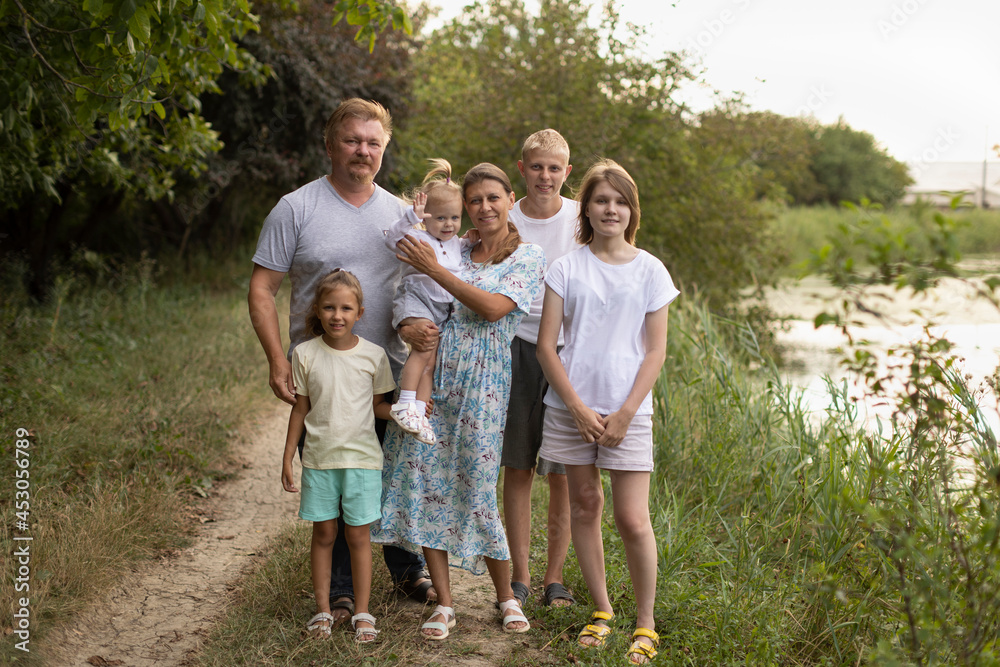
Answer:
[{"left": 248, "top": 264, "right": 296, "bottom": 405}]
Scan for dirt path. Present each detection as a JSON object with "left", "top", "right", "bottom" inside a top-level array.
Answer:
[
  {"left": 44, "top": 403, "right": 299, "bottom": 666},
  {"left": 43, "top": 403, "right": 532, "bottom": 666}
]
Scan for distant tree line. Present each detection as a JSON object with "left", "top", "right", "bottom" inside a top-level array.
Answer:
[{"left": 1, "top": 0, "right": 911, "bottom": 308}]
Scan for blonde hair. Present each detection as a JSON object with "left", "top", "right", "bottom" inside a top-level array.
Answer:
[
  {"left": 462, "top": 163, "right": 522, "bottom": 265},
  {"left": 323, "top": 99, "right": 393, "bottom": 148},
  {"left": 414, "top": 158, "right": 463, "bottom": 205},
  {"left": 521, "top": 128, "right": 570, "bottom": 162},
  {"left": 304, "top": 269, "right": 364, "bottom": 337},
  {"left": 576, "top": 159, "right": 641, "bottom": 246}
]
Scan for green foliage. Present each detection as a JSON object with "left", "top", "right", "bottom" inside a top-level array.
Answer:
[
  {"left": 398, "top": 0, "right": 782, "bottom": 311},
  {"left": 805, "top": 202, "right": 1000, "bottom": 664},
  {"left": 0, "top": 0, "right": 416, "bottom": 297},
  {"left": 699, "top": 108, "right": 823, "bottom": 204},
  {"left": 700, "top": 111, "right": 913, "bottom": 208},
  {"left": 0, "top": 248, "right": 269, "bottom": 659},
  {"left": 332, "top": 0, "right": 413, "bottom": 52},
  {"left": 0, "top": 0, "right": 267, "bottom": 206},
  {"left": 172, "top": 0, "right": 418, "bottom": 251},
  {"left": 810, "top": 120, "right": 913, "bottom": 207},
  {"left": 772, "top": 204, "right": 1000, "bottom": 277}
]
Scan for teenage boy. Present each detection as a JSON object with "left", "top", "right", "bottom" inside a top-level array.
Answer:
[{"left": 502, "top": 129, "right": 580, "bottom": 608}]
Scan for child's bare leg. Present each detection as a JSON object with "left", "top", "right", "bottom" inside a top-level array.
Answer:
[
  {"left": 609, "top": 471, "right": 657, "bottom": 658},
  {"left": 415, "top": 345, "right": 436, "bottom": 404},
  {"left": 398, "top": 317, "right": 435, "bottom": 396},
  {"left": 345, "top": 523, "right": 374, "bottom": 633},
  {"left": 543, "top": 471, "right": 572, "bottom": 602},
  {"left": 421, "top": 547, "right": 453, "bottom": 638},
  {"left": 311, "top": 520, "right": 337, "bottom": 630},
  {"left": 566, "top": 464, "right": 612, "bottom": 645}
]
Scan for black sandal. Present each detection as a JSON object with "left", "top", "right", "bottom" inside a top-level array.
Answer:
[
  {"left": 543, "top": 582, "right": 576, "bottom": 606},
  {"left": 400, "top": 570, "right": 435, "bottom": 602}
]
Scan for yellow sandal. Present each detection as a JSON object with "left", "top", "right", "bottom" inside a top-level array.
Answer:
[
  {"left": 626, "top": 628, "right": 659, "bottom": 663},
  {"left": 577, "top": 610, "right": 614, "bottom": 648}
]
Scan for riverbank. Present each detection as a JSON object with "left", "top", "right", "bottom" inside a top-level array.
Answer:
[{"left": 766, "top": 268, "right": 1000, "bottom": 431}]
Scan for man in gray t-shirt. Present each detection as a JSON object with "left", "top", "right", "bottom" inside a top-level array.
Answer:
[{"left": 248, "top": 99, "right": 438, "bottom": 624}]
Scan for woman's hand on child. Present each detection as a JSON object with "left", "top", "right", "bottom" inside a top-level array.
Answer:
[
  {"left": 399, "top": 319, "right": 439, "bottom": 353},
  {"left": 596, "top": 410, "right": 631, "bottom": 448},
  {"left": 281, "top": 463, "right": 299, "bottom": 493},
  {"left": 570, "top": 406, "right": 606, "bottom": 443},
  {"left": 396, "top": 235, "right": 439, "bottom": 275}
]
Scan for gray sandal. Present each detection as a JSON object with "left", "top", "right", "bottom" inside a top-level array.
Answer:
[{"left": 543, "top": 582, "right": 576, "bottom": 606}]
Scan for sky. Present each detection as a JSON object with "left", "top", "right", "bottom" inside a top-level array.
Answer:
[{"left": 422, "top": 0, "right": 1000, "bottom": 166}]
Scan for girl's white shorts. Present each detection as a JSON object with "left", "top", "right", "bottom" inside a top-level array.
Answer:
[{"left": 538, "top": 406, "right": 654, "bottom": 472}]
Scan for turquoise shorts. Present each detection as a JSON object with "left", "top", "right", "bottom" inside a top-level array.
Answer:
[{"left": 298, "top": 467, "right": 382, "bottom": 526}]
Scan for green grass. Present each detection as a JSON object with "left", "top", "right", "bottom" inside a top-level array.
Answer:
[
  {"left": 771, "top": 204, "right": 1000, "bottom": 276},
  {"left": 186, "top": 298, "right": 860, "bottom": 665},
  {"left": 0, "top": 248, "right": 273, "bottom": 665},
  {"left": 6, "top": 241, "right": 996, "bottom": 666}
]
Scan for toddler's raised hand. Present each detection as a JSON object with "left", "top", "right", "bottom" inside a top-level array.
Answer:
[{"left": 412, "top": 192, "right": 432, "bottom": 224}]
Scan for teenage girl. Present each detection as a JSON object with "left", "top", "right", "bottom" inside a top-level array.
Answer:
[
  {"left": 536, "top": 159, "right": 679, "bottom": 664},
  {"left": 384, "top": 159, "right": 465, "bottom": 444},
  {"left": 281, "top": 269, "right": 396, "bottom": 643}
]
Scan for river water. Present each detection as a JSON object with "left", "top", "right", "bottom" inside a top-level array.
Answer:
[{"left": 766, "top": 272, "right": 1000, "bottom": 434}]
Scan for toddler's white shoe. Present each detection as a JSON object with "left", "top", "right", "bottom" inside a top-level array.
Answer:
[
  {"left": 390, "top": 402, "right": 423, "bottom": 434},
  {"left": 415, "top": 415, "right": 437, "bottom": 445}
]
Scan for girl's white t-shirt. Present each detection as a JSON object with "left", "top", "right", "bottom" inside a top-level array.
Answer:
[{"left": 542, "top": 245, "right": 679, "bottom": 416}]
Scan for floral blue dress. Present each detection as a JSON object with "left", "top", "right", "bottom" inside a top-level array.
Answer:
[{"left": 373, "top": 242, "right": 545, "bottom": 574}]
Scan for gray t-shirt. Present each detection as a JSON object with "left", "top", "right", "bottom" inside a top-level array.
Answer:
[{"left": 252, "top": 176, "right": 407, "bottom": 378}]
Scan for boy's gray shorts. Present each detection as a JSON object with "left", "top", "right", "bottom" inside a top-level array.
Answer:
[
  {"left": 501, "top": 337, "right": 566, "bottom": 476},
  {"left": 391, "top": 280, "right": 452, "bottom": 329}
]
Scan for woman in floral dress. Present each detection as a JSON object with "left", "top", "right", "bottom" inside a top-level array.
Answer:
[{"left": 374, "top": 163, "right": 545, "bottom": 639}]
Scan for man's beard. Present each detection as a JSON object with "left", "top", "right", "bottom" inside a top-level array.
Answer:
[{"left": 349, "top": 160, "right": 375, "bottom": 184}]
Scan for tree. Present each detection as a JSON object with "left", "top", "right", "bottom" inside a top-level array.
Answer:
[
  {"left": 698, "top": 108, "right": 822, "bottom": 204},
  {"left": 0, "top": 0, "right": 268, "bottom": 292},
  {"left": 809, "top": 119, "right": 913, "bottom": 207},
  {"left": 0, "top": 0, "right": 414, "bottom": 292},
  {"left": 398, "top": 0, "right": 781, "bottom": 310},
  {"left": 188, "top": 0, "right": 417, "bottom": 249}
]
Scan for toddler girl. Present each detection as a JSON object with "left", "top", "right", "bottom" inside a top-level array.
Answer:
[
  {"left": 536, "top": 159, "right": 679, "bottom": 664},
  {"left": 281, "top": 269, "right": 396, "bottom": 643},
  {"left": 384, "top": 159, "right": 466, "bottom": 444}
]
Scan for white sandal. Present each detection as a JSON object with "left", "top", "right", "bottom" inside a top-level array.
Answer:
[
  {"left": 498, "top": 599, "right": 530, "bottom": 633},
  {"left": 351, "top": 612, "right": 379, "bottom": 644},
  {"left": 421, "top": 604, "right": 456, "bottom": 640},
  {"left": 305, "top": 611, "right": 334, "bottom": 638}
]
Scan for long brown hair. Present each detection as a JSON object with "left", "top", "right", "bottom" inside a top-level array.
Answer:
[
  {"left": 576, "top": 159, "right": 641, "bottom": 246},
  {"left": 462, "top": 163, "right": 521, "bottom": 265}
]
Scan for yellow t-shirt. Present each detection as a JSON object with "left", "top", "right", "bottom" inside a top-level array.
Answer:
[{"left": 291, "top": 336, "right": 396, "bottom": 470}]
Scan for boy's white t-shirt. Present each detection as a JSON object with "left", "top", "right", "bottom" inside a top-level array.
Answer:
[
  {"left": 291, "top": 335, "right": 396, "bottom": 470},
  {"left": 384, "top": 208, "right": 463, "bottom": 303},
  {"left": 508, "top": 196, "right": 581, "bottom": 345},
  {"left": 542, "top": 246, "right": 680, "bottom": 416}
]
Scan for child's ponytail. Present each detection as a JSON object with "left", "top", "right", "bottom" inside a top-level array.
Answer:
[{"left": 420, "top": 158, "right": 463, "bottom": 201}]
